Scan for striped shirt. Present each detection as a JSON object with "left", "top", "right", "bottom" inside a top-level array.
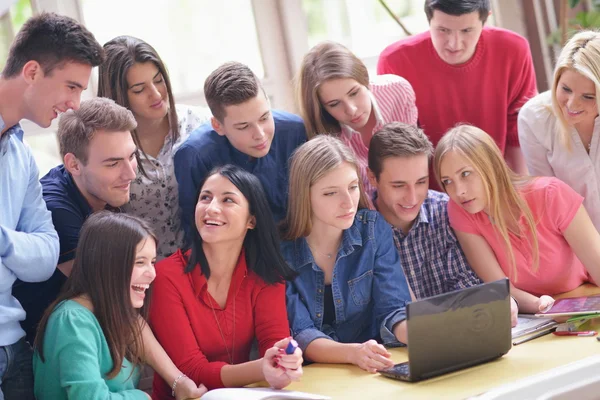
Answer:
[
  {"left": 340, "top": 74, "right": 417, "bottom": 199},
  {"left": 387, "top": 190, "right": 482, "bottom": 299}
]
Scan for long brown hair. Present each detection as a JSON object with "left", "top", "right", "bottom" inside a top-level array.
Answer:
[
  {"left": 434, "top": 125, "right": 539, "bottom": 280},
  {"left": 97, "top": 35, "right": 179, "bottom": 176},
  {"left": 35, "top": 211, "right": 157, "bottom": 378},
  {"left": 280, "top": 135, "right": 369, "bottom": 240},
  {"left": 295, "top": 41, "right": 369, "bottom": 139}
]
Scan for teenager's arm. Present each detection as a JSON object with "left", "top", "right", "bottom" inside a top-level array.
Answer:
[
  {"left": 2, "top": 153, "right": 58, "bottom": 282},
  {"left": 563, "top": 205, "right": 600, "bottom": 285},
  {"left": 505, "top": 40, "right": 537, "bottom": 176},
  {"left": 455, "top": 230, "right": 542, "bottom": 313},
  {"left": 305, "top": 338, "right": 392, "bottom": 373},
  {"left": 139, "top": 320, "right": 206, "bottom": 399},
  {"left": 504, "top": 145, "right": 528, "bottom": 175},
  {"left": 50, "top": 309, "right": 149, "bottom": 400},
  {"left": 444, "top": 231, "right": 482, "bottom": 292},
  {"left": 286, "top": 279, "right": 391, "bottom": 372},
  {"left": 371, "top": 216, "right": 410, "bottom": 345},
  {"left": 149, "top": 270, "right": 230, "bottom": 390},
  {"left": 518, "top": 110, "right": 555, "bottom": 177}
]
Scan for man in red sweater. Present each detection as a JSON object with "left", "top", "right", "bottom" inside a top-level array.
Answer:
[{"left": 377, "top": 0, "right": 536, "bottom": 189}]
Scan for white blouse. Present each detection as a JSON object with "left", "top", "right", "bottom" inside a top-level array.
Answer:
[
  {"left": 123, "top": 104, "right": 212, "bottom": 259},
  {"left": 518, "top": 90, "right": 600, "bottom": 232}
]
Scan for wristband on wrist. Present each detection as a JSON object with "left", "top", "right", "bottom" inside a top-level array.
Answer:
[
  {"left": 511, "top": 296, "right": 519, "bottom": 310},
  {"left": 171, "top": 373, "right": 187, "bottom": 397}
]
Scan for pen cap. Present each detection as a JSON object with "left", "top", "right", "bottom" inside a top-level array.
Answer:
[{"left": 285, "top": 339, "right": 298, "bottom": 354}]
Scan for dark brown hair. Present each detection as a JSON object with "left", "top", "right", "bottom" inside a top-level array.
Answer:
[
  {"left": 58, "top": 97, "right": 137, "bottom": 164},
  {"left": 368, "top": 122, "right": 433, "bottom": 180},
  {"left": 35, "top": 211, "right": 157, "bottom": 378},
  {"left": 204, "top": 61, "right": 264, "bottom": 122},
  {"left": 2, "top": 12, "right": 104, "bottom": 78},
  {"left": 424, "top": 0, "right": 490, "bottom": 23},
  {"left": 98, "top": 36, "right": 179, "bottom": 176}
]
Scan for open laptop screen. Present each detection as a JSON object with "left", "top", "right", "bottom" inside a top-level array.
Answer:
[{"left": 406, "top": 278, "right": 512, "bottom": 381}]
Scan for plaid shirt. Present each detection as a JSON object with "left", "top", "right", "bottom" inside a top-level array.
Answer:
[{"left": 390, "top": 191, "right": 482, "bottom": 299}]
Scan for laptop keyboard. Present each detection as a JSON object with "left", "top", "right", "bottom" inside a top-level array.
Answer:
[{"left": 391, "top": 362, "right": 410, "bottom": 375}]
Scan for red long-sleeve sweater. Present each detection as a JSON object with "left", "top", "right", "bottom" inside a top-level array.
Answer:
[
  {"left": 148, "top": 249, "right": 289, "bottom": 398},
  {"left": 378, "top": 27, "right": 537, "bottom": 190}
]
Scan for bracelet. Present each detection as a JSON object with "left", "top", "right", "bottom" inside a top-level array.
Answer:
[
  {"left": 171, "top": 373, "right": 187, "bottom": 397},
  {"left": 511, "top": 296, "right": 519, "bottom": 310}
]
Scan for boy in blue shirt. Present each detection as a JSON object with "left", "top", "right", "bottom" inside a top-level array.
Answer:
[
  {"left": 175, "top": 62, "right": 306, "bottom": 237},
  {"left": 0, "top": 13, "right": 103, "bottom": 399}
]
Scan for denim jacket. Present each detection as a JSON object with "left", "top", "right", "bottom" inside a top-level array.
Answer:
[{"left": 281, "top": 210, "right": 411, "bottom": 352}]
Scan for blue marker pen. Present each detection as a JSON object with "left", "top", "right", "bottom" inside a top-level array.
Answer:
[{"left": 285, "top": 339, "right": 298, "bottom": 355}]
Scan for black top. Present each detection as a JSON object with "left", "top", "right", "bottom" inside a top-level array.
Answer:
[{"left": 323, "top": 284, "right": 335, "bottom": 327}]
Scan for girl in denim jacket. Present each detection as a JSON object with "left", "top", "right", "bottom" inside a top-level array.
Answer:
[{"left": 280, "top": 135, "right": 412, "bottom": 373}]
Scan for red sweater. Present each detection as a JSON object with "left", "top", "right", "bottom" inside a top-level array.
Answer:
[
  {"left": 378, "top": 27, "right": 537, "bottom": 190},
  {"left": 149, "top": 249, "right": 289, "bottom": 398}
]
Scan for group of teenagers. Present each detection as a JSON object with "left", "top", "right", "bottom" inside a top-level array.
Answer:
[{"left": 4, "top": 0, "right": 600, "bottom": 399}]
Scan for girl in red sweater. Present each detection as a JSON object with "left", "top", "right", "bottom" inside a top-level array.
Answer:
[{"left": 149, "top": 165, "right": 303, "bottom": 398}]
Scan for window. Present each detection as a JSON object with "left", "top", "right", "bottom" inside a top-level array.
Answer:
[
  {"left": 81, "top": 0, "right": 265, "bottom": 104},
  {"left": 0, "top": 0, "right": 33, "bottom": 71},
  {"left": 302, "top": 0, "right": 429, "bottom": 63}
]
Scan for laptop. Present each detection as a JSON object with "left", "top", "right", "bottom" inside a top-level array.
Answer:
[{"left": 379, "top": 278, "right": 512, "bottom": 382}]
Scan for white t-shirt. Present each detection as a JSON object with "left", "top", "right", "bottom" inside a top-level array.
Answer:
[
  {"left": 123, "top": 104, "right": 211, "bottom": 258},
  {"left": 518, "top": 90, "right": 600, "bottom": 232}
]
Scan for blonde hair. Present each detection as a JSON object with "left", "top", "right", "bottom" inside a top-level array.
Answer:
[
  {"left": 295, "top": 41, "right": 369, "bottom": 139},
  {"left": 433, "top": 125, "right": 539, "bottom": 280},
  {"left": 280, "top": 135, "right": 369, "bottom": 240},
  {"left": 551, "top": 30, "right": 600, "bottom": 150}
]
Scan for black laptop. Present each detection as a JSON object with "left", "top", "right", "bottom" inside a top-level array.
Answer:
[{"left": 379, "top": 278, "right": 512, "bottom": 382}]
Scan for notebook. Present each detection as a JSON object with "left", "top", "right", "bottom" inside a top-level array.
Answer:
[
  {"left": 512, "top": 315, "right": 557, "bottom": 339},
  {"left": 199, "top": 388, "right": 331, "bottom": 400},
  {"left": 378, "top": 279, "right": 512, "bottom": 382}
]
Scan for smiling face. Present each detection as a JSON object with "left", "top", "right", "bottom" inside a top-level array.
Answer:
[
  {"left": 23, "top": 61, "right": 92, "bottom": 128},
  {"left": 195, "top": 174, "right": 255, "bottom": 245},
  {"left": 317, "top": 78, "right": 372, "bottom": 131},
  {"left": 439, "top": 150, "right": 488, "bottom": 214},
  {"left": 126, "top": 62, "right": 169, "bottom": 122},
  {"left": 310, "top": 162, "right": 360, "bottom": 232},
  {"left": 369, "top": 154, "right": 429, "bottom": 233},
  {"left": 69, "top": 130, "right": 138, "bottom": 211},
  {"left": 212, "top": 93, "right": 275, "bottom": 158},
  {"left": 429, "top": 10, "right": 485, "bottom": 65},
  {"left": 556, "top": 68, "right": 599, "bottom": 129},
  {"left": 130, "top": 236, "right": 157, "bottom": 309}
]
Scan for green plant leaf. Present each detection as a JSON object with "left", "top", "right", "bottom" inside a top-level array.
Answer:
[
  {"left": 584, "top": 11, "right": 600, "bottom": 27},
  {"left": 569, "top": 0, "right": 582, "bottom": 8}
]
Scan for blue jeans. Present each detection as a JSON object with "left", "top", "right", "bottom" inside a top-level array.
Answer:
[{"left": 0, "top": 337, "right": 34, "bottom": 400}]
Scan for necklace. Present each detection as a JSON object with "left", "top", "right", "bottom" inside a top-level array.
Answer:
[
  {"left": 207, "top": 289, "right": 236, "bottom": 365},
  {"left": 306, "top": 240, "right": 339, "bottom": 259}
]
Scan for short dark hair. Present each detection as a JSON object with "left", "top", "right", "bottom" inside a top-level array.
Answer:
[
  {"left": 58, "top": 97, "right": 137, "bottom": 164},
  {"left": 204, "top": 62, "right": 264, "bottom": 122},
  {"left": 368, "top": 122, "right": 433, "bottom": 180},
  {"left": 186, "top": 164, "right": 297, "bottom": 284},
  {"left": 2, "top": 12, "right": 104, "bottom": 78},
  {"left": 424, "top": 0, "right": 491, "bottom": 23}
]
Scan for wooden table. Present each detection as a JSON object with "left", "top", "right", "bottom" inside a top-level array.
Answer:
[{"left": 280, "top": 284, "right": 600, "bottom": 400}]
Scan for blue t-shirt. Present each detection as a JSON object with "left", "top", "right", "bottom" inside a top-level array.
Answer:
[
  {"left": 174, "top": 109, "right": 306, "bottom": 241},
  {"left": 13, "top": 165, "right": 93, "bottom": 344}
]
